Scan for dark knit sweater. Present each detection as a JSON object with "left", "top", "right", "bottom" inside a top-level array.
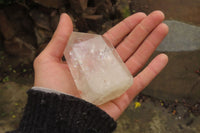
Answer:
[{"left": 7, "top": 88, "right": 117, "bottom": 133}]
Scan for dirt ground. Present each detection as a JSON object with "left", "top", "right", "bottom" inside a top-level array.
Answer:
[
  {"left": 1, "top": 79, "right": 200, "bottom": 133},
  {"left": 115, "top": 97, "right": 200, "bottom": 133},
  {"left": 0, "top": 82, "right": 29, "bottom": 133},
  {"left": 130, "top": 0, "right": 200, "bottom": 26}
]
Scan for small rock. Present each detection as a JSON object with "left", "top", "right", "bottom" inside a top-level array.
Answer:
[
  {"left": 0, "top": 6, "right": 37, "bottom": 63},
  {"left": 50, "top": 11, "right": 60, "bottom": 31},
  {"left": 102, "top": 20, "right": 114, "bottom": 33},
  {"left": 82, "top": 14, "right": 103, "bottom": 20},
  {"left": 64, "top": 32, "right": 133, "bottom": 105},
  {"left": 95, "top": 0, "right": 113, "bottom": 18},
  {"left": 83, "top": 14, "right": 103, "bottom": 32},
  {"left": 80, "top": 0, "right": 88, "bottom": 10},
  {"left": 76, "top": 18, "right": 89, "bottom": 32},
  {"left": 33, "top": 0, "right": 68, "bottom": 8},
  {"left": 3, "top": 4, "right": 37, "bottom": 46},
  {"left": 85, "top": 7, "right": 97, "bottom": 15},
  {"left": 37, "top": 43, "right": 48, "bottom": 53},
  {"left": 87, "top": 30, "right": 97, "bottom": 34},
  {"left": 176, "top": 105, "right": 188, "bottom": 117},
  {"left": 0, "top": 10, "right": 15, "bottom": 40},
  {"left": 186, "top": 119, "right": 194, "bottom": 126},
  {"left": 30, "top": 9, "right": 51, "bottom": 31},
  {"left": 4, "top": 37, "right": 36, "bottom": 62},
  {"left": 34, "top": 27, "right": 52, "bottom": 46},
  {"left": 69, "top": 0, "right": 88, "bottom": 13}
]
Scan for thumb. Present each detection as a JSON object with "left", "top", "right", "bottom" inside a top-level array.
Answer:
[{"left": 44, "top": 13, "right": 73, "bottom": 58}]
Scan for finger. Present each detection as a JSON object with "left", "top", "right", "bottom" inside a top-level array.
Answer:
[
  {"left": 126, "top": 54, "right": 168, "bottom": 99},
  {"left": 126, "top": 23, "right": 169, "bottom": 75},
  {"left": 44, "top": 13, "right": 73, "bottom": 58},
  {"left": 103, "top": 12, "right": 146, "bottom": 47},
  {"left": 101, "top": 54, "right": 168, "bottom": 120},
  {"left": 116, "top": 11, "right": 165, "bottom": 61}
]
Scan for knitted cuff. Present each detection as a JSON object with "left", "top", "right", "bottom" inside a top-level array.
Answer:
[{"left": 12, "top": 89, "right": 117, "bottom": 133}]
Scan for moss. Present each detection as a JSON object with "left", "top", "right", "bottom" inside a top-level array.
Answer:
[
  {"left": 121, "top": 6, "right": 131, "bottom": 18},
  {"left": 2, "top": 76, "right": 9, "bottom": 83}
]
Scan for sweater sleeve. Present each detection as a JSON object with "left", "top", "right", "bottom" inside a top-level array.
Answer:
[{"left": 7, "top": 88, "right": 117, "bottom": 133}]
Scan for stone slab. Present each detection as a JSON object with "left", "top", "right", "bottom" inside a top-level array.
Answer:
[
  {"left": 157, "top": 20, "right": 200, "bottom": 52},
  {"left": 142, "top": 20, "right": 200, "bottom": 102}
]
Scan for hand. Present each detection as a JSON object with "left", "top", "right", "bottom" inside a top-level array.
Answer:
[{"left": 33, "top": 11, "right": 168, "bottom": 120}]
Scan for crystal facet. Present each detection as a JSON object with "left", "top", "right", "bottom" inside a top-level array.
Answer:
[{"left": 64, "top": 32, "right": 133, "bottom": 105}]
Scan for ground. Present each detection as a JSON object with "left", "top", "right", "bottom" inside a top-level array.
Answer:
[
  {"left": 130, "top": 0, "right": 200, "bottom": 26},
  {"left": 1, "top": 78, "right": 200, "bottom": 133},
  {"left": 115, "top": 96, "right": 200, "bottom": 133}
]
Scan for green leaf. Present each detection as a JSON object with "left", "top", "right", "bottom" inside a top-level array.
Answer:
[
  {"left": 23, "top": 69, "right": 27, "bottom": 72},
  {"left": 3, "top": 76, "right": 9, "bottom": 82},
  {"left": 121, "top": 7, "right": 131, "bottom": 18}
]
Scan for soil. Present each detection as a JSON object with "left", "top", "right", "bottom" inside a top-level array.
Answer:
[
  {"left": 130, "top": 0, "right": 200, "bottom": 26},
  {"left": 0, "top": 82, "right": 29, "bottom": 133},
  {"left": 115, "top": 95, "right": 200, "bottom": 133}
]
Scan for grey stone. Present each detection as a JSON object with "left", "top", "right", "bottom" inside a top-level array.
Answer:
[
  {"left": 157, "top": 20, "right": 200, "bottom": 52},
  {"left": 143, "top": 50, "right": 200, "bottom": 102},
  {"left": 142, "top": 20, "right": 200, "bottom": 102}
]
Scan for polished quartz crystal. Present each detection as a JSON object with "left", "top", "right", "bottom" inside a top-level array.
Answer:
[{"left": 64, "top": 32, "right": 133, "bottom": 105}]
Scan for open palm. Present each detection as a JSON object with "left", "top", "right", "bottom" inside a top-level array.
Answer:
[{"left": 33, "top": 11, "right": 168, "bottom": 120}]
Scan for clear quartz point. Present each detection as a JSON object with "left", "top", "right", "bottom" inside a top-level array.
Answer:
[{"left": 64, "top": 32, "right": 133, "bottom": 105}]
